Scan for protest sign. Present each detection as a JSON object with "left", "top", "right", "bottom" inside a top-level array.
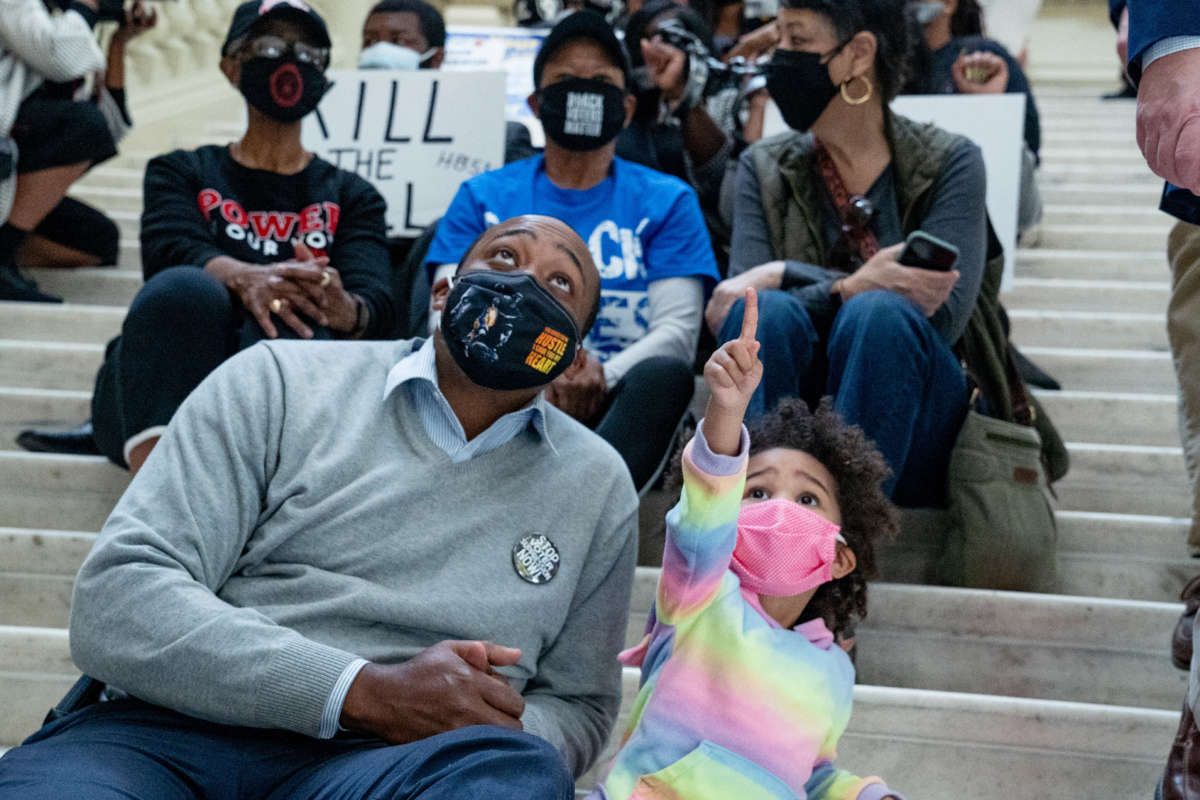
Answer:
[
  {"left": 764, "top": 93, "right": 1026, "bottom": 290},
  {"left": 444, "top": 26, "right": 548, "bottom": 145},
  {"left": 302, "top": 70, "right": 506, "bottom": 237}
]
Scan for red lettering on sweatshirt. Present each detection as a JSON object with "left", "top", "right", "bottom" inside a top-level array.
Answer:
[
  {"left": 248, "top": 211, "right": 300, "bottom": 242},
  {"left": 198, "top": 189, "right": 222, "bottom": 220}
]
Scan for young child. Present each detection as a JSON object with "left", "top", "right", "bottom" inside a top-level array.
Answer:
[{"left": 591, "top": 289, "right": 904, "bottom": 800}]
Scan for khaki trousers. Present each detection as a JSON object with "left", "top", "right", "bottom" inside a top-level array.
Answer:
[{"left": 1168, "top": 220, "right": 1200, "bottom": 551}]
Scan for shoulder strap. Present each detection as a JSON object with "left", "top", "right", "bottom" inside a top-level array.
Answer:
[{"left": 813, "top": 139, "right": 881, "bottom": 264}]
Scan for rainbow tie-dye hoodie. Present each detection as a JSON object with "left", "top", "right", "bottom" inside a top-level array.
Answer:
[{"left": 591, "top": 426, "right": 902, "bottom": 800}]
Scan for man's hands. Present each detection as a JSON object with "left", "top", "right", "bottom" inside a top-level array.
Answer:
[
  {"left": 702, "top": 288, "right": 762, "bottom": 457},
  {"left": 340, "top": 640, "right": 525, "bottom": 745},
  {"left": 1136, "top": 48, "right": 1200, "bottom": 195},
  {"left": 705, "top": 261, "right": 785, "bottom": 336},
  {"left": 952, "top": 51, "right": 1009, "bottom": 95},
  {"left": 546, "top": 350, "right": 607, "bottom": 422},
  {"left": 839, "top": 243, "right": 959, "bottom": 317}
]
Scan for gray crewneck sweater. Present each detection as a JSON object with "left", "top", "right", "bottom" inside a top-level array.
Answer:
[{"left": 69, "top": 338, "right": 639, "bottom": 776}]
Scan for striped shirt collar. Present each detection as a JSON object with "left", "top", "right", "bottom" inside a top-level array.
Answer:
[{"left": 382, "top": 337, "right": 556, "bottom": 456}]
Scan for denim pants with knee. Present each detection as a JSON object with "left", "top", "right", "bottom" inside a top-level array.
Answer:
[
  {"left": 0, "top": 698, "right": 574, "bottom": 800},
  {"left": 719, "top": 289, "right": 967, "bottom": 507}
]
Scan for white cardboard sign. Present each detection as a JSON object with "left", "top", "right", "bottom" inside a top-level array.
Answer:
[
  {"left": 302, "top": 70, "right": 507, "bottom": 237},
  {"left": 764, "top": 93, "right": 1026, "bottom": 291},
  {"left": 443, "top": 26, "right": 548, "bottom": 146}
]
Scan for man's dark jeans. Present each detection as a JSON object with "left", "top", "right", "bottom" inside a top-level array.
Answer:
[{"left": 0, "top": 698, "right": 574, "bottom": 799}]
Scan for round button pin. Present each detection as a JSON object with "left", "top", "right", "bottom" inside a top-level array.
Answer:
[{"left": 512, "top": 534, "right": 560, "bottom": 584}]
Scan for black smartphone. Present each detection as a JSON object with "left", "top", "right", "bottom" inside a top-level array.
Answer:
[{"left": 898, "top": 230, "right": 959, "bottom": 272}]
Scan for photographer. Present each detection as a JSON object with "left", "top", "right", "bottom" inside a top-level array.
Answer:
[
  {"left": 0, "top": 0, "right": 116, "bottom": 301},
  {"left": 617, "top": 1, "right": 755, "bottom": 269},
  {"left": 15, "top": 2, "right": 157, "bottom": 274}
]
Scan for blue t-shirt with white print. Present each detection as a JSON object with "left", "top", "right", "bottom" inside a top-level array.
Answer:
[{"left": 425, "top": 155, "right": 719, "bottom": 361}]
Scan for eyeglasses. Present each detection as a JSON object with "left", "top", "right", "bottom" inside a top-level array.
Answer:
[
  {"left": 240, "top": 35, "right": 329, "bottom": 70},
  {"left": 827, "top": 194, "right": 877, "bottom": 273}
]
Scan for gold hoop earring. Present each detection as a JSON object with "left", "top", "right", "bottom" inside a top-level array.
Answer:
[{"left": 840, "top": 75, "right": 873, "bottom": 106}]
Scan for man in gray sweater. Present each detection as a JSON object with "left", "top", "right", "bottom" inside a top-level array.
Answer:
[{"left": 0, "top": 215, "right": 639, "bottom": 799}]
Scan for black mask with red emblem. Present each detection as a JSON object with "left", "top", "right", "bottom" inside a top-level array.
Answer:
[{"left": 239, "top": 56, "right": 326, "bottom": 122}]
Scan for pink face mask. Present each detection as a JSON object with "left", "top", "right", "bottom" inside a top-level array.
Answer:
[{"left": 731, "top": 498, "right": 847, "bottom": 596}]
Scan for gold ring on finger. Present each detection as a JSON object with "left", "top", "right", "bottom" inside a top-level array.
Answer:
[
  {"left": 270, "top": 298, "right": 284, "bottom": 314},
  {"left": 320, "top": 270, "right": 332, "bottom": 288}
]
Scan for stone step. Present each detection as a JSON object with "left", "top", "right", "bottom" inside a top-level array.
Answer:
[
  {"left": 1042, "top": 130, "right": 1138, "bottom": 147},
  {"left": 0, "top": 302, "right": 123, "bottom": 344},
  {"left": 0, "top": 633, "right": 1175, "bottom": 800},
  {"left": 1004, "top": 278, "right": 1168, "bottom": 313},
  {"left": 0, "top": 387, "right": 92, "bottom": 452},
  {"left": 1040, "top": 182, "right": 1164, "bottom": 207},
  {"left": 0, "top": 453, "right": 127, "bottom": 531},
  {"left": 855, "top": 584, "right": 1186, "bottom": 710},
  {"left": 23, "top": 269, "right": 140, "bottom": 307},
  {"left": 1034, "top": 389, "right": 1178, "bottom": 447},
  {"left": 1042, "top": 162, "right": 1161, "bottom": 185},
  {"left": 834, "top": 687, "right": 1176, "bottom": 800},
  {"left": 1036, "top": 223, "right": 1173, "bottom": 251},
  {"left": 623, "top": 568, "right": 1186, "bottom": 711},
  {"left": 1016, "top": 346, "right": 1173, "bottom": 392},
  {"left": 1056, "top": 442, "right": 1191, "bottom": 517},
  {"left": 0, "top": 340, "right": 104, "bottom": 392},
  {"left": 67, "top": 186, "right": 142, "bottom": 214},
  {"left": 1039, "top": 147, "right": 1147, "bottom": 166},
  {"left": 1039, "top": 204, "right": 1170, "bottom": 227},
  {"left": 1015, "top": 248, "right": 1168, "bottom": 281},
  {"left": 882, "top": 509, "right": 1195, "bottom": 604},
  {"left": 1008, "top": 309, "right": 1167, "bottom": 351}
]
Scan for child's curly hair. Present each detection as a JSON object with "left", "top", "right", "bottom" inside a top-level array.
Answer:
[{"left": 746, "top": 398, "right": 899, "bottom": 637}]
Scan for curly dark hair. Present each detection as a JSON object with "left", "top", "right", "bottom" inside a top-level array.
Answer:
[
  {"left": 747, "top": 397, "right": 899, "bottom": 637},
  {"left": 950, "top": 0, "right": 985, "bottom": 38},
  {"left": 777, "top": 0, "right": 915, "bottom": 102}
]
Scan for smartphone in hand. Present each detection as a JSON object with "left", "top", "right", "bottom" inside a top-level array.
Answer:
[{"left": 898, "top": 230, "right": 959, "bottom": 272}]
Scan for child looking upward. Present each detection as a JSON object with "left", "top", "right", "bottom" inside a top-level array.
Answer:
[{"left": 591, "top": 289, "right": 904, "bottom": 800}]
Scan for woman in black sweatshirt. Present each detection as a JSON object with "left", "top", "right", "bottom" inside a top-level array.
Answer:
[{"left": 21, "top": 2, "right": 394, "bottom": 472}]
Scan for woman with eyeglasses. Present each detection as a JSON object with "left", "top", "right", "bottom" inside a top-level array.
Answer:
[
  {"left": 704, "top": 0, "right": 991, "bottom": 508},
  {"left": 25, "top": 1, "right": 395, "bottom": 472}
]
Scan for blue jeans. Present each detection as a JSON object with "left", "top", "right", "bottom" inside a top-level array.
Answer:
[
  {"left": 0, "top": 698, "right": 574, "bottom": 800},
  {"left": 719, "top": 289, "right": 968, "bottom": 507}
]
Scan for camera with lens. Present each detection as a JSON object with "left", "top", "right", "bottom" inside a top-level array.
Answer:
[{"left": 635, "top": 17, "right": 765, "bottom": 113}]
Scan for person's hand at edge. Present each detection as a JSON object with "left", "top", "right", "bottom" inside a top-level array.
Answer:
[{"left": 1136, "top": 47, "right": 1200, "bottom": 195}]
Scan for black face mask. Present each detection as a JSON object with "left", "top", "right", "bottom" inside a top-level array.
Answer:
[
  {"left": 239, "top": 57, "right": 327, "bottom": 122},
  {"left": 766, "top": 48, "right": 841, "bottom": 133},
  {"left": 538, "top": 77, "right": 627, "bottom": 152},
  {"left": 441, "top": 270, "right": 581, "bottom": 391}
]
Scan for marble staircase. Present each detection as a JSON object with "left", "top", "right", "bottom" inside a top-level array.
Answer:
[{"left": 0, "top": 3, "right": 1191, "bottom": 797}]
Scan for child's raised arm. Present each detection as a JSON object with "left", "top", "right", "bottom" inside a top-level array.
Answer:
[
  {"left": 701, "top": 288, "right": 762, "bottom": 456},
  {"left": 649, "top": 290, "right": 764, "bottom": 627}
]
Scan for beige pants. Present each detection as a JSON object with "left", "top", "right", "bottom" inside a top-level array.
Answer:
[{"left": 1168, "top": 220, "right": 1200, "bottom": 550}]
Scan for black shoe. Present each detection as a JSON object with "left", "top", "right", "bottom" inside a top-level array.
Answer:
[
  {"left": 16, "top": 421, "right": 101, "bottom": 456},
  {"left": 0, "top": 264, "right": 61, "bottom": 303},
  {"left": 1102, "top": 83, "right": 1137, "bottom": 100},
  {"left": 1013, "top": 346, "right": 1061, "bottom": 391}
]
